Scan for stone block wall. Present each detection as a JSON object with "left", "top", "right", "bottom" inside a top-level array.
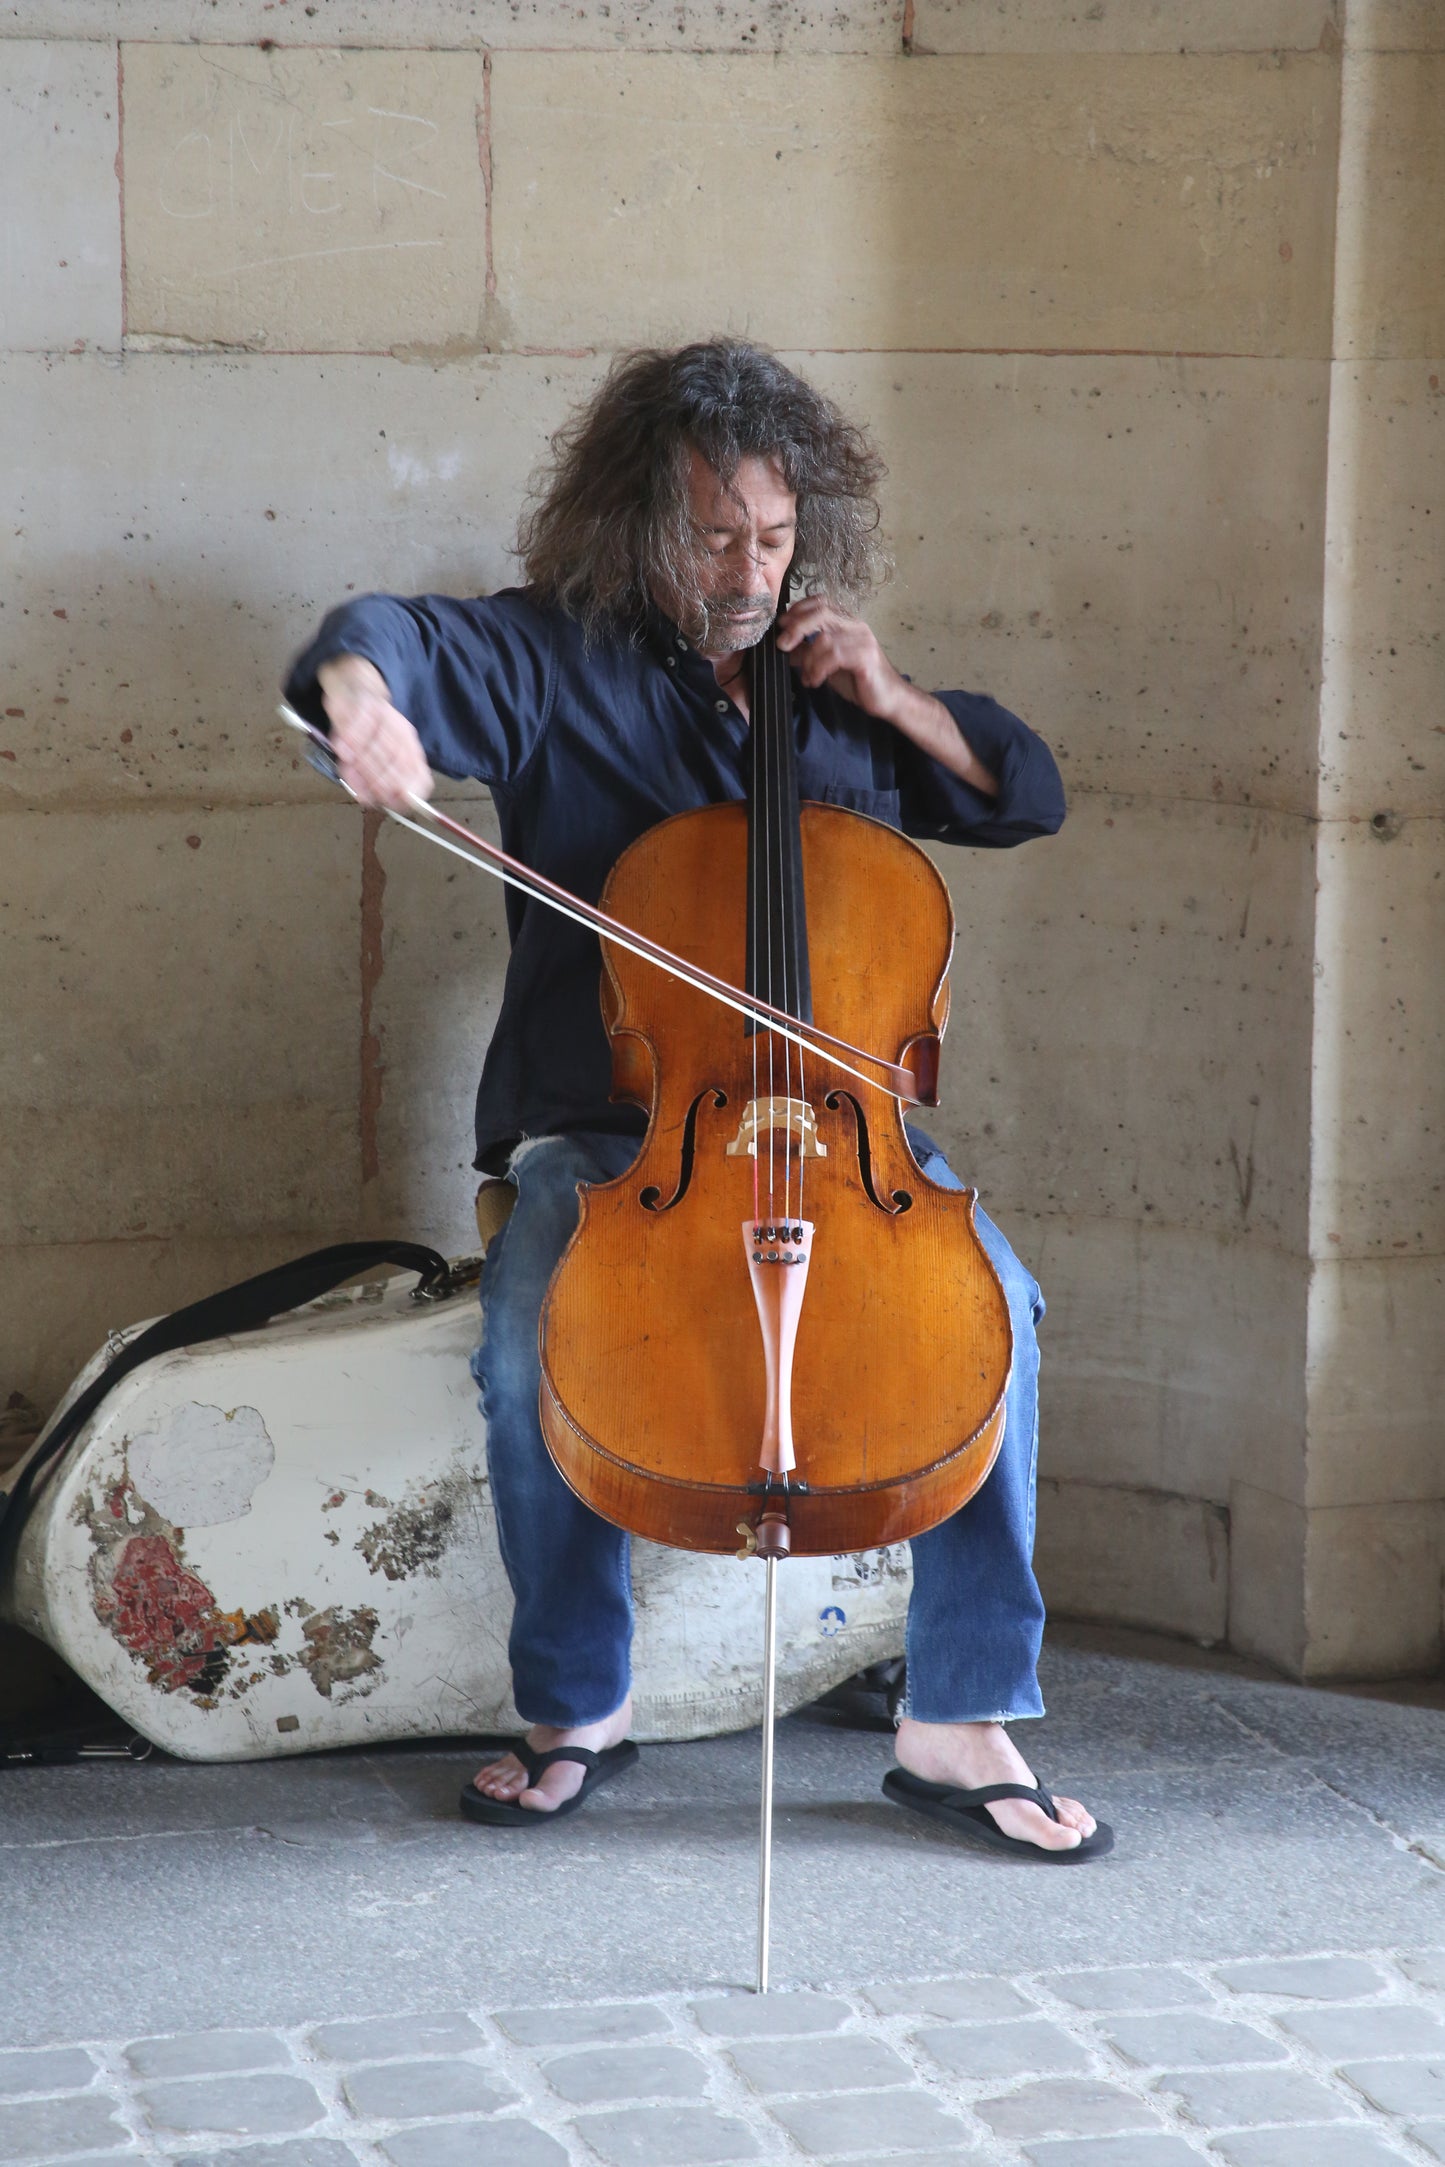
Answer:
[{"left": 1, "top": 0, "right": 1438, "bottom": 1678}]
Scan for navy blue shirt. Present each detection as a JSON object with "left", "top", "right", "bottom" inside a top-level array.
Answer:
[{"left": 284, "top": 589, "right": 1065, "bottom": 1171}]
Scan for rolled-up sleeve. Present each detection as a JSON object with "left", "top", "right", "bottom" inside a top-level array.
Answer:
[
  {"left": 283, "top": 589, "right": 555, "bottom": 788},
  {"left": 898, "top": 690, "right": 1066, "bottom": 848}
]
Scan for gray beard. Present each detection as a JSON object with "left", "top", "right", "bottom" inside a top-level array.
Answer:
[{"left": 693, "top": 593, "right": 776, "bottom": 657}]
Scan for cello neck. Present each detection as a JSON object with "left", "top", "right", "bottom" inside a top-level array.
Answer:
[{"left": 746, "top": 583, "right": 813, "bottom": 1033}]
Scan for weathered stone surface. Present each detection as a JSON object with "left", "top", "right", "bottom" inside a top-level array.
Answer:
[
  {"left": 540, "top": 2045, "right": 707, "bottom": 2104},
  {"left": 1034, "top": 1484, "right": 1230, "bottom": 1645},
  {"left": 977, "top": 2077, "right": 1161, "bottom": 2138},
  {"left": 691, "top": 1994, "right": 853, "bottom": 2036},
  {"left": 1283, "top": 2002, "right": 1445, "bottom": 2057},
  {"left": 1335, "top": 53, "right": 1445, "bottom": 358},
  {"left": 1102, "top": 2013, "right": 1285, "bottom": 2067},
  {"left": 1332, "top": 1482, "right": 1445, "bottom": 1683},
  {"left": 1303, "top": 1483, "right": 1445, "bottom": 1680},
  {"left": 1047, "top": 1969, "right": 1212, "bottom": 2013},
  {"left": 341, "top": 2057, "right": 516, "bottom": 2117},
  {"left": 572, "top": 2104, "right": 759, "bottom": 2166},
  {"left": 1309, "top": 820, "right": 1445, "bottom": 1261},
  {"left": 309, "top": 2011, "right": 484, "bottom": 2061},
  {"left": 125, "top": 2029, "right": 288, "bottom": 2078},
  {"left": 4, "top": 3, "right": 905, "bottom": 52},
  {"left": 1022, "top": 1211, "right": 1311, "bottom": 1520},
  {"left": 0, "top": 2095, "right": 128, "bottom": 2161},
  {"left": 1347, "top": 0, "right": 1445, "bottom": 47},
  {"left": 0, "top": 40, "right": 120, "bottom": 351},
  {"left": 139, "top": 2073, "right": 326, "bottom": 2134},
  {"left": 1228, "top": 1482, "right": 1308, "bottom": 1674},
  {"left": 865, "top": 1977, "right": 1033, "bottom": 2021},
  {"left": 727, "top": 2035, "right": 912, "bottom": 2095},
  {"left": 1340, "top": 2055, "right": 1445, "bottom": 2115},
  {"left": 1020, "top": 2137, "right": 1202, "bottom": 2167},
  {"left": 767, "top": 2086, "right": 974, "bottom": 2154},
  {"left": 0, "top": 2048, "right": 96, "bottom": 2095},
  {"left": 0, "top": 349, "right": 595, "bottom": 810},
  {"left": 365, "top": 803, "right": 510, "bottom": 1257},
  {"left": 1214, "top": 1956, "right": 1390, "bottom": 1998},
  {"left": 497, "top": 2004, "right": 670, "bottom": 2048},
  {"left": 1232, "top": 1484, "right": 1445, "bottom": 1683},
  {"left": 383, "top": 2123, "right": 568, "bottom": 2167},
  {"left": 1317, "top": 365, "right": 1445, "bottom": 821},
  {"left": 1209, "top": 2127, "right": 1407, "bottom": 2166},
  {"left": 1155, "top": 2063, "right": 1355, "bottom": 2124},
  {"left": 176, "top": 2144, "right": 358, "bottom": 2167},
  {"left": 922, "top": 797, "right": 1316, "bottom": 1245},
  {"left": 913, "top": 2, "right": 1339, "bottom": 52},
  {"left": 916, "top": 2019, "right": 1090, "bottom": 2080},
  {"left": 801, "top": 351, "right": 1332, "bottom": 816},
  {"left": 121, "top": 44, "right": 489, "bottom": 353},
  {"left": 491, "top": 53, "right": 1337, "bottom": 357},
  {"left": 0, "top": 804, "right": 362, "bottom": 1252}
]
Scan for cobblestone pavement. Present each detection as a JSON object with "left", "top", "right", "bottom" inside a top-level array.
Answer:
[{"left": 5, "top": 1950, "right": 1445, "bottom": 2166}]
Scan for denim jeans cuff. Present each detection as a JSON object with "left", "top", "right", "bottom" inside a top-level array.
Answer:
[{"left": 895, "top": 1705, "right": 1045, "bottom": 1727}]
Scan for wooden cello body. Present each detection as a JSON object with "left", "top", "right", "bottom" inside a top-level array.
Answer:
[{"left": 540, "top": 633, "right": 1014, "bottom": 1561}]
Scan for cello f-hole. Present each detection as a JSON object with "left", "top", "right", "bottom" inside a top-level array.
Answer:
[
  {"left": 638, "top": 1088, "right": 728, "bottom": 1213},
  {"left": 824, "top": 1090, "right": 914, "bottom": 1217}
]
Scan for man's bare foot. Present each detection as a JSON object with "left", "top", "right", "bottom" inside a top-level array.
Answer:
[
  {"left": 470, "top": 1695, "right": 634, "bottom": 1815},
  {"left": 894, "top": 1717, "right": 1096, "bottom": 1854}
]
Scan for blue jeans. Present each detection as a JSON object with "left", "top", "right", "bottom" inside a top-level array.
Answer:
[{"left": 470, "top": 1130, "right": 1047, "bottom": 1729}]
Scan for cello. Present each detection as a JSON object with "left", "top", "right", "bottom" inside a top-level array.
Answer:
[{"left": 280, "top": 603, "right": 1012, "bottom": 1987}]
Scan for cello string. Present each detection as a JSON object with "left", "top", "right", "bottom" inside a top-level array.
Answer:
[
  {"left": 764, "top": 612, "right": 780, "bottom": 1224},
  {"left": 778, "top": 619, "right": 797, "bottom": 1227},
  {"left": 776, "top": 610, "right": 794, "bottom": 1224},
  {"left": 748, "top": 645, "right": 761, "bottom": 1231},
  {"left": 791, "top": 633, "right": 805, "bottom": 1233},
  {"left": 762, "top": 617, "right": 777, "bottom": 1226}
]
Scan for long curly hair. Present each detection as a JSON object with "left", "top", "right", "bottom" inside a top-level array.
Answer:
[{"left": 517, "top": 340, "right": 888, "bottom": 640}]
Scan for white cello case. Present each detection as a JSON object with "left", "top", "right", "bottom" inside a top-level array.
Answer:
[{"left": 1, "top": 1259, "right": 911, "bottom": 1761}]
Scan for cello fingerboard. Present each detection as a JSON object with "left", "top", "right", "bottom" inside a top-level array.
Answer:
[{"left": 746, "top": 582, "right": 814, "bottom": 1036}]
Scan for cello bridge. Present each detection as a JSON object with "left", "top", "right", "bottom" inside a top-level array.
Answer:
[{"left": 724, "top": 1096, "right": 827, "bottom": 1160}]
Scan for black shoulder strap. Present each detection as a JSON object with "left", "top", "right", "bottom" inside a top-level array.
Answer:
[{"left": 0, "top": 1241, "right": 450, "bottom": 1570}]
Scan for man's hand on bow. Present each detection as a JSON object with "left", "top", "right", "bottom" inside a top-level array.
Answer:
[
  {"left": 774, "top": 598, "right": 998, "bottom": 798},
  {"left": 317, "top": 653, "right": 435, "bottom": 811}
]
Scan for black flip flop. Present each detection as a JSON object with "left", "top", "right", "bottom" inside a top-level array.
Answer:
[
  {"left": 459, "top": 1738, "right": 640, "bottom": 1827},
  {"left": 882, "top": 1767, "right": 1114, "bottom": 1861}
]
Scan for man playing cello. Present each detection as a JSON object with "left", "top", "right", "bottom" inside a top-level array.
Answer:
[{"left": 284, "top": 339, "right": 1111, "bottom": 1861}]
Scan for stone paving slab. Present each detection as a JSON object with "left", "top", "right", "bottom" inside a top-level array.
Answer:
[
  {"left": 11, "top": 1633, "right": 1445, "bottom": 2045},
  {"left": 1150, "top": 2063, "right": 1357, "bottom": 2126},
  {"left": 976, "top": 2077, "right": 1163, "bottom": 2140},
  {"left": 1045, "top": 1971, "right": 1212, "bottom": 2015},
  {"left": 0, "top": 2093, "right": 130, "bottom": 2160},
  {"left": 310, "top": 2014, "right": 486, "bottom": 2062},
  {"left": 176, "top": 2145, "right": 360, "bottom": 2167},
  {"left": 6, "top": 1948, "right": 1445, "bottom": 2162},
  {"left": 1341, "top": 2055, "right": 1445, "bottom": 2114},
  {"left": 0, "top": 2047, "right": 96, "bottom": 2094},
  {"left": 1213, "top": 1955, "right": 1391, "bottom": 2000},
  {"left": 127, "top": 2031, "right": 291, "bottom": 2080},
  {"left": 1022, "top": 2141, "right": 1202, "bottom": 2167},
  {"left": 1209, "top": 2127, "right": 1409, "bottom": 2165}
]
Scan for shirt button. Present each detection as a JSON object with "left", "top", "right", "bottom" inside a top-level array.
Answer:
[
  {"left": 664, "top": 655, "right": 676, "bottom": 669},
  {"left": 715, "top": 699, "right": 729, "bottom": 713},
  {"left": 676, "top": 637, "right": 688, "bottom": 651}
]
